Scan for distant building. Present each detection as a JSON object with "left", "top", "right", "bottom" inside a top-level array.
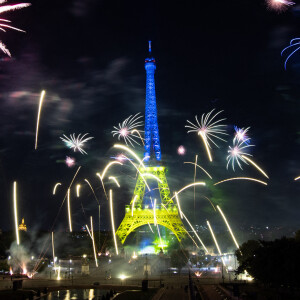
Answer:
[{"left": 19, "top": 218, "right": 27, "bottom": 232}]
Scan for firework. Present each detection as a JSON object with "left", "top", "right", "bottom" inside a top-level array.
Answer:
[
  {"left": 75, "top": 184, "right": 81, "bottom": 197},
  {"left": 267, "top": 0, "right": 295, "bottom": 12},
  {"left": 51, "top": 232, "right": 56, "bottom": 269},
  {"left": 0, "top": 1, "right": 31, "bottom": 56},
  {"left": 185, "top": 109, "right": 227, "bottom": 162},
  {"left": 147, "top": 222, "right": 154, "bottom": 233},
  {"left": 295, "top": 176, "right": 300, "bottom": 181},
  {"left": 35, "top": 90, "right": 46, "bottom": 150},
  {"left": 109, "top": 190, "right": 118, "bottom": 255},
  {"left": 131, "top": 129, "right": 145, "bottom": 145},
  {"left": 90, "top": 217, "right": 98, "bottom": 267},
  {"left": 234, "top": 126, "right": 251, "bottom": 144},
  {"left": 114, "top": 144, "right": 146, "bottom": 168},
  {"left": 112, "top": 113, "right": 144, "bottom": 147},
  {"left": 226, "top": 138, "right": 254, "bottom": 171},
  {"left": 67, "top": 188, "right": 72, "bottom": 232},
  {"left": 84, "top": 179, "right": 99, "bottom": 205},
  {"left": 182, "top": 212, "right": 208, "bottom": 253},
  {"left": 217, "top": 205, "right": 239, "bottom": 249},
  {"left": 207, "top": 220, "right": 225, "bottom": 266},
  {"left": 142, "top": 173, "right": 162, "bottom": 183},
  {"left": 175, "top": 192, "right": 183, "bottom": 219},
  {"left": 214, "top": 177, "right": 268, "bottom": 186},
  {"left": 109, "top": 176, "right": 120, "bottom": 187},
  {"left": 168, "top": 182, "right": 206, "bottom": 203},
  {"left": 99, "top": 161, "right": 123, "bottom": 181},
  {"left": 177, "top": 145, "right": 186, "bottom": 155},
  {"left": 60, "top": 133, "right": 94, "bottom": 154},
  {"left": 57, "top": 266, "right": 61, "bottom": 280},
  {"left": 241, "top": 156, "right": 269, "bottom": 179},
  {"left": 13, "top": 181, "right": 19, "bottom": 245},
  {"left": 184, "top": 161, "right": 212, "bottom": 179},
  {"left": 131, "top": 195, "right": 138, "bottom": 216},
  {"left": 281, "top": 38, "right": 300, "bottom": 69},
  {"left": 52, "top": 183, "right": 61, "bottom": 195},
  {"left": 65, "top": 156, "right": 75, "bottom": 167}
]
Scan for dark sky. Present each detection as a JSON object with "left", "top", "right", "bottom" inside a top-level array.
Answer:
[{"left": 0, "top": 0, "right": 299, "bottom": 235}]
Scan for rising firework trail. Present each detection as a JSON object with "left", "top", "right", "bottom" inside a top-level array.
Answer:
[
  {"left": 35, "top": 90, "right": 46, "bottom": 150},
  {"left": 112, "top": 113, "right": 144, "bottom": 146},
  {"left": 13, "top": 181, "right": 19, "bottom": 245},
  {"left": 51, "top": 232, "right": 56, "bottom": 269},
  {"left": 217, "top": 205, "right": 239, "bottom": 249},
  {"left": 181, "top": 212, "right": 208, "bottom": 253},
  {"left": 207, "top": 220, "right": 226, "bottom": 265},
  {"left": 109, "top": 189, "right": 118, "bottom": 255},
  {"left": 175, "top": 192, "right": 183, "bottom": 219},
  {"left": 90, "top": 217, "right": 98, "bottom": 267},
  {"left": 52, "top": 183, "right": 61, "bottom": 195},
  {"left": 214, "top": 177, "right": 267, "bottom": 186},
  {"left": 76, "top": 184, "right": 81, "bottom": 197},
  {"left": 0, "top": 1, "right": 31, "bottom": 57},
  {"left": 67, "top": 188, "right": 72, "bottom": 232},
  {"left": 241, "top": 156, "right": 269, "bottom": 179},
  {"left": 184, "top": 161, "right": 212, "bottom": 179},
  {"left": 168, "top": 182, "right": 206, "bottom": 203},
  {"left": 84, "top": 179, "right": 99, "bottom": 205},
  {"left": 185, "top": 109, "right": 227, "bottom": 162},
  {"left": 108, "top": 176, "right": 120, "bottom": 187},
  {"left": 60, "top": 133, "right": 94, "bottom": 154}
]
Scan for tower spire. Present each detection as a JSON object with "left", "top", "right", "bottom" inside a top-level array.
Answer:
[{"left": 148, "top": 40, "right": 152, "bottom": 54}]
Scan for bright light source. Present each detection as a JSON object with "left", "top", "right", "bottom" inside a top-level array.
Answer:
[{"left": 119, "top": 274, "right": 127, "bottom": 280}]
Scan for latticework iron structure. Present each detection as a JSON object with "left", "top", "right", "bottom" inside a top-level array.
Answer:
[{"left": 116, "top": 42, "right": 186, "bottom": 245}]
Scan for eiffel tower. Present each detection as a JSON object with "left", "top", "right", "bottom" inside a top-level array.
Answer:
[{"left": 116, "top": 42, "right": 186, "bottom": 245}]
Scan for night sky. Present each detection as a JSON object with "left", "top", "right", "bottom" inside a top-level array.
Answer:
[{"left": 0, "top": 0, "right": 299, "bottom": 236}]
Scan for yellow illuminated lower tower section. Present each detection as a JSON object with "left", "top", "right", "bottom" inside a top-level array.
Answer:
[{"left": 116, "top": 166, "right": 186, "bottom": 244}]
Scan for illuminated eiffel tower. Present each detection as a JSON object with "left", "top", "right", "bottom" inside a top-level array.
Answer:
[{"left": 116, "top": 42, "right": 186, "bottom": 245}]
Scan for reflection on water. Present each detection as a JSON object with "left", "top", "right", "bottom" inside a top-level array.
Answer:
[{"left": 41, "top": 289, "right": 108, "bottom": 300}]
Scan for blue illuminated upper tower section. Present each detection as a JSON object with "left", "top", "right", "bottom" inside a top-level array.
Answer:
[{"left": 144, "top": 41, "right": 162, "bottom": 163}]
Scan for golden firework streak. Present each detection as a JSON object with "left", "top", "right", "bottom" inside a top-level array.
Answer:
[
  {"left": 241, "top": 155, "right": 269, "bottom": 179},
  {"left": 90, "top": 217, "right": 98, "bottom": 267},
  {"left": 217, "top": 205, "right": 239, "bottom": 249},
  {"left": 175, "top": 192, "right": 183, "bottom": 219},
  {"left": 113, "top": 144, "right": 146, "bottom": 168},
  {"left": 131, "top": 129, "right": 145, "bottom": 145},
  {"left": 207, "top": 220, "right": 226, "bottom": 266},
  {"left": 199, "top": 131, "right": 212, "bottom": 162},
  {"left": 13, "top": 181, "right": 19, "bottom": 245},
  {"left": 109, "top": 176, "right": 120, "bottom": 187},
  {"left": 181, "top": 212, "right": 208, "bottom": 253},
  {"left": 51, "top": 232, "right": 55, "bottom": 269},
  {"left": 131, "top": 195, "right": 138, "bottom": 217},
  {"left": 35, "top": 90, "right": 46, "bottom": 150},
  {"left": 184, "top": 161, "right": 212, "bottom": 179},
  {"left": 76, "top": 184, "right": 81, "bottom": 197},
  {"left": 53, "top": 183, "right": 61, "bottom": 195},
  {"left": 214, "top": 177, "right": 267, "bottom": 186},
  {"left": 168, "top": 182, "right": 206, "bottom": 203},
  {"left": 295, "top": 176, "right": 300, "bottom": 181},
  {"left": 67, "top": 188, "right": 72, "bottom": 232},
  {"left": 109, "top": 190, "right": 118, "bottom": 255}
]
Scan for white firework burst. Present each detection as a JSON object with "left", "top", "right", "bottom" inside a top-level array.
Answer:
[
  {"left": 185, "top": 109, "right": 227, "bottom": 161},
  {"left": 112, "top": 113, "right": 144, "bottom": 147},
  {"left": 0, "top": 1, "right": 31, "bottom": 57},
  {"left": 226, "top": 138, "right": 254, "bottom": 171},
  {"left": 60, "top": 133, "right": 94, "bottom": 155},
  {"left": 234, "top": 126, "right": 251, "bottom": 144}
]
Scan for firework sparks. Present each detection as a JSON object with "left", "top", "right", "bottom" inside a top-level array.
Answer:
[
  {"left": 226, "top": 138, "right": 254, "bottom": 171},
  {"left": 175, "top": 192, "right": 183, "bottom": 219},
  {"left": 51, "top": 232, "right": 56, "bottom": 269},
  {"left": 60, "top": 133, "right": 94, "bottom": 154},
  {"left": 207, "top": 220, "right": 226, "bottom": 266},
  {"left": 241, "top": 156, "right": 269, "bottom": 179},
  {"left": 76, "top": 184, "right": 81, "bottom": 197},
  {"left": 65, "top": 156, "right": 75, "bottom": 167},
  {"left": 185, "top": 109, "right": 227, "bottom": 162},
  {"left": 109, "top": 189, "right": 118, "bottom": 255},
  {"left": 35, "top": 90, "right": 46, "bottom": 150},
  {"left": 281, "top": 38, "right": 300, "bottom": 69},
  {"left": 67, "top": 188, "right": 72, "bottom": 232},
  {"left": 217, "top": 205, "right": 239, "bottom": 249},
  {"left": 177, "top": 145, "right": 186, "bottom": 155},
  {"left": 295, "top": 176, "right": 300, "bottom": 181},
  {"left": 234, "top": 126, "right": 251, "bottom": 144},
  {"left": 131, "top": 129, "right": 145, "bottom": 145},
  {"left": 168, "top": 182, "right": 206, "bottom": 203},
  {"left": 182, "top": 212, "right": 208, "bottom": 253},
  {"left": 214, "top": 177, "right": 268, "bottom": 186},
  {"left": 52, "top": 183, "right": 61, "bottom": 195},
  {"left": 184, "top": 161, "right": 212, "bottom": 179},
  {"left": 112, "top": 113, "right": 144, "bottom": 147},
  {"left": 114, "top": 144, "right": 146, "bottom": 168},
  {"left": 109, "top": 176, "right": 120, "bottom": 187},
  {"left": 131, "top": 195, "right": 138, "bottom": 217},
  {"left": 0, "top": 1, "right": 31, "bottom": 57},
  {"left": 267, "top": 0, "right": 295, "bottom": 12},
  {"left": 13, "top": 181, "right": 19, "bottom": 245}
]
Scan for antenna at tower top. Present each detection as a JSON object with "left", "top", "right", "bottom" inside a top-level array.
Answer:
[{"left": 148, "top": 40, "right": 152, "bottom": 54}]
